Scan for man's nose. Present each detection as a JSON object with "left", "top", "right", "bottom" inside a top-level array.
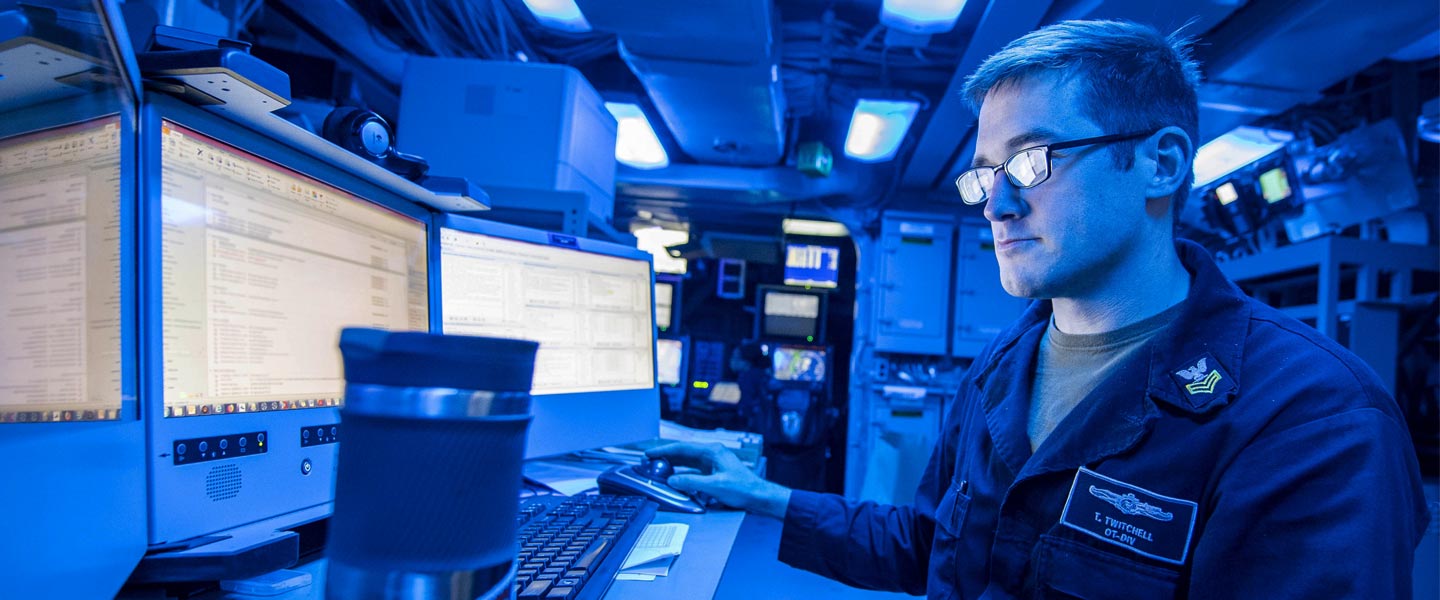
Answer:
[{"left": 982, "top": 173, "right": 1027, "bottom": 222}]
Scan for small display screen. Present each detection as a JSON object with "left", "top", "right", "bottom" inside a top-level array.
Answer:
[
  {"left": 656, "top": 338, "right": 683, "bottom": 386},
  {"left": 773, "top": 346, "right": 827, "bottom": 382},
  {"left": 1215, "top": 182, "right": 1239, "bottom": 206},
  {"left": 1259, "top": 167, "right": 1292, "bottom": 203},
  {"left": 783, "top": 243, "right": 840, "bottom": 288},
  {"left": 709, "top": 382, "right": 741, "bottom": 404}
]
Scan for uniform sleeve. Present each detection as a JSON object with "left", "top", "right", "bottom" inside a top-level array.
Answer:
[
  {"left": 1189, "top": 407, "right": 1429, "bottom": 599},
  {"left": 774, "top": 393, "right": 964, "bottom": 595}
]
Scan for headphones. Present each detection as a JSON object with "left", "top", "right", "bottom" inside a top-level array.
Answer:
[{"left": 322, "top": 107, "right": 429, "bottom": 182}]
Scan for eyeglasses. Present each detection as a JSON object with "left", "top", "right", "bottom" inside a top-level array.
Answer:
[{"left": 953, "top": 129, "right": 1158, "bottom": 205}]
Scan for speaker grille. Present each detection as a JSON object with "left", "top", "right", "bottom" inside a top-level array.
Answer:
[{"left": 205, "top": 464, "right": 242, "bottom": 501}]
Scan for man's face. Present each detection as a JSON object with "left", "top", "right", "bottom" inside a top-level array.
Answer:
[{"left": 973, "top": 74, "right": 1151, "bottom": 300}]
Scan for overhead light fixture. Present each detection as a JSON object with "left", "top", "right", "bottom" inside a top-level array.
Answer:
[
  {"left": 604, "top": 102, "right": 670, "bottom": 170},
  {"left": 520, "top": 0, "right": 591, "bottom": 32},
  {"left": 880, "top": 0, "right": 967, "bottom": 35},
  {"left": 844, "top": 99, "right": 920, "bottom": 162},
  {"left": 1193, "top": 126, "right": 1294, "bottom": 188},
  {"left": 783, "top": 218, "right": 849, "bottom": 237},
  {"left": 633, "top": 226, "right": 689, "bottom": 274}
]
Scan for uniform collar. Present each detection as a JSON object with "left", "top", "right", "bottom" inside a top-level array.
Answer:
[{"left": 973, "top": 239, "right": 1249, "bottom": 415}]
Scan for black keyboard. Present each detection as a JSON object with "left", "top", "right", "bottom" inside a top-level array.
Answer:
[{"left": 514, "top": 494, "right": 657, "bottom": 600}]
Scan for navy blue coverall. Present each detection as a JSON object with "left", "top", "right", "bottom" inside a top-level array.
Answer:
[{"left": 778, "top": 240, "right": 1429, "bottom": 599}]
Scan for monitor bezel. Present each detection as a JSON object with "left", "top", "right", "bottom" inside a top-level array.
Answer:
[
  {"left": 141, "top": 94, "right": 437, "bottom": 545},
  {"left": 433, "top": 213, "right": 660, "bottom": 459}
]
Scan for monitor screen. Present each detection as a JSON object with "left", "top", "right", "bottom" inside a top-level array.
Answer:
[
  {"left": 1, "top": 117, "right": 124, "bottom": 423},
  {"left": 656, "top": 338, "right": 683, "bottom": 386},
  {"left": 437, "top": 214, "right": 660, "bottom": 458},
  {"left": 709, "top": 381, "right": 741, "bottom": 404},
  {"left": 783, "top": 243, "right": 840, "bottom": 289},
  {"left": 655, "top": 281, "right": 674, "bottom": 332},
  {"left": 773, "top": 346, "right": 828, "bottom": 383},
  {"left": 1214, "top": 182, "right": 1239, "bottom": 206},
  {"left": 160, "top": 121, "right": 430, "bottom": 418},
  {"left": 1259, "top": 166, "right": 1292, "bottom": 203},
  {"left": 761, "top": 289, "right": 823, "bottom": 341},
  {"left": 439, "top": 227, "right": 655, "bottom": 395}
]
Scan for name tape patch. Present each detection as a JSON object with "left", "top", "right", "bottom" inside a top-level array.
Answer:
[{"left": 1059, "top": 467, "right": 1197, "bottom": 565}]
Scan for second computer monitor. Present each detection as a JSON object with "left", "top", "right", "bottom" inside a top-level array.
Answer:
[{"left": 435, "top": 214, "right": 660, "bottom": 458}]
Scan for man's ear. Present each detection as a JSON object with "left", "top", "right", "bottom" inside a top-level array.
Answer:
[{"left": 1142, "top": 126, "right": 1193, "bottom": 201}]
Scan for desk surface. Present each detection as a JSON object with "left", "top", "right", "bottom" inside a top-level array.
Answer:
[
  {"left": 205, "top": 506, "right": 746, "bottom": 600},
  {"left": 605, "top": 509, "right": 746, "bottom": 600}
]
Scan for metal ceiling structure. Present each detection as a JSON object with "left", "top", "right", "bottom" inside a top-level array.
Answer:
[{"left": 253, "top": 0, "right": 1439, "bottom": 238}]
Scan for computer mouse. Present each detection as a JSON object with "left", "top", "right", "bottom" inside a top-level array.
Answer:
[
  {"left": 636, "top": 457, "right": 675, "bottom": 482},
  {"left": 596, "top": 463, "right": 705, "bottom": 514}
]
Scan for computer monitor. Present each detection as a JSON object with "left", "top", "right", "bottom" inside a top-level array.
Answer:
[
  {"left": 656, "top": 337, "right": 687, "bottom": 387},
  {"left": 1, "top": 116, "right": 127, "bottom": 423},
  {"left": 1, "top": 4, "right": 149, "bottom": 594},
  {"left": 143, "top": 96, "right": 433, "bottom": 545},
  {"left": 756, "top": 285, "right": 827, "bottom": 344},
  {"left": 435, "top": 214, "right": 659, "bottom": 458},
  {"left": 783, "top": 243, "right": 840, "bottom": 289},
  {"left": 773, "top": 345, "right": 828, "bottom": 383}
]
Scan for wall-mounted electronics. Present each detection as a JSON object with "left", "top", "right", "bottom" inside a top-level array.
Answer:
[
  {"left": 783, "top": 243, "right": 840, "bottom": 289},
  {"left": 717, "top": 258, "right": 746, "bottom": 299},
  {"left": 435, "top": 214, "right": 659, "bottom": 458},
  {"left": 755, "top": 285, "right": 827, "bottom": 344},
  {"left": 1194, "top": 148, "right": 1302, "bottom": 239}
]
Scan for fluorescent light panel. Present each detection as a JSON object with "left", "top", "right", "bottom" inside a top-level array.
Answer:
[
  {"left": 521, "top": 0, "right": 591, "bottom": 32},
  {"left": 844, "top": 99, "right": 920, "bottom": 162},
  {"left": 880, "top": 0, "right": 967, "bottom": 34},
  {"left": 605, "top": 102, "right": 670, "bottom": 170},
  {"left": 1193, "top": 126, "right": 1293, "bottom": 187},
  {"left": 783, "top": 218, "right": 849, "bottom": 237}
]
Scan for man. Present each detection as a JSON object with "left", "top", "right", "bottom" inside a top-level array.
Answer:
[{"left": 650, "top": 20, "right": 1429, "bottom": 598}]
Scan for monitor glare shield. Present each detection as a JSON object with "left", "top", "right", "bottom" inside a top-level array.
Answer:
[
  {"left": 773, "top": 346, "right": 828, "bottom": 383},
  {"left": 656, "top": 338, "right": 683, "bottom": 386},
  {"left": 436, "top": 214, "right": 660, "bottom": 457},
  {"left": 146, "top": 100, "right": 432, "bottom": 545},
  {"left": 654, "top": 281, "right": 674, "bottom": 331},
  {"left": 783, "top": 243, "right": 840, "bottom": 288},
  {"left": 762, "top": 289, "right": 823, "bottom": 342},
  {"left": 1, "top": 117, "right": 124, "bottom": 423}
]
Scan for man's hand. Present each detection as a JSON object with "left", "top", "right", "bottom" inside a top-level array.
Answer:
[{"left": 645, "top": 442, "right": 792, "bottom": 519}]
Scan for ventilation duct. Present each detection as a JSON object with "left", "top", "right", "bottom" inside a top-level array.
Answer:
[{"left": 576, "top": 0, "right": 786, "bottom": 166}]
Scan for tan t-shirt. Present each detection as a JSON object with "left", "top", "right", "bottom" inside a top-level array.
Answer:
[{"left": 1028, "top": 303, "right": 1184, "bottom": 452}]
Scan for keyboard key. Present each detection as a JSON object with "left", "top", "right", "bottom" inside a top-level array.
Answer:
[{"left": 517, "top": 579, "right": 551, "bottom": 600}]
